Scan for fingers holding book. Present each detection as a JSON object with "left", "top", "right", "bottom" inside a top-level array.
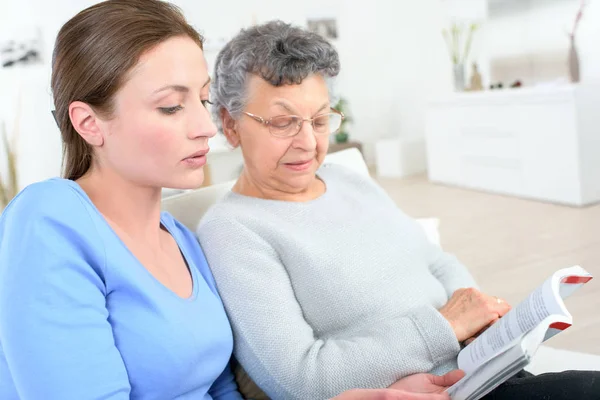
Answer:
[{"left": 438, "top": 287, "right": 512, "bottom": 343}]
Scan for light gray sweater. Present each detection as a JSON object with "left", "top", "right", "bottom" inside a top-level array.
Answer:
[{"left": 197, "top": 163, "right": 477, "bottom": 400}]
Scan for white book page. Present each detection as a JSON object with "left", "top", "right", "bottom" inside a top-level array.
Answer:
[
  {"left": 446, "top": 343, "right": 527, "bottom": 400},
  {"left": 457, "top": 276, "right": 563, "bottom": 374},
  {"left": 449, "top": 266, "right": 592, "bottom": 399},
  {"left": 447, "top": 318, "right": 555, "bottom": 400}
]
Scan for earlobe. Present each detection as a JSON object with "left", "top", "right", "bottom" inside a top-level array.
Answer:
[
  {"left": 69, "top": 101, "right": 105, "bottom": 147},
  {"left": 221, "top": 109, "right": 240, "bottom": 148}
]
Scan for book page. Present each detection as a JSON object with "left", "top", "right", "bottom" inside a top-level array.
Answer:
[
  {"left": 457, "top": 276, "right": 562, "bottom": 374},
  {"left": 448, "top": 318, "right": 557, "bottom": 400},
  {"left": 450, "top": 266, "right": 592, "bottom": 399}
]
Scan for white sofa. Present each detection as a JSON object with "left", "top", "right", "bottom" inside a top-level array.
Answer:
[{"left": 162, "top": 148, "right": 600, "bottom": 376}]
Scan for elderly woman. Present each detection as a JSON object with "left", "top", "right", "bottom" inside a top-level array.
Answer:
[{"left": 198, "top": 21, "right": 600, "bottom": 400}]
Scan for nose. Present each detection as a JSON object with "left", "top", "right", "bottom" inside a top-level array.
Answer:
[
  {"left": 292, "top": 119, "right": 317, "bottom": 150},
  {"left": 188, "top": 100, "right": 217, "bottom": 140}
]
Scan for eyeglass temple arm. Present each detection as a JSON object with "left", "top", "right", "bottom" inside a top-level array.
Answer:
[{"left": 244, "top": 112, "right": 268, "bottom": 124}]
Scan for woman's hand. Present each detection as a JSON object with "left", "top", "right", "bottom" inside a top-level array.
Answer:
[
  {"left": 388, "top": 369, "right": 465, "bottom": 393},
  {"left": 439, "top": 288, "right": 511, "bottom": 342},
  {"left": 331, "top": 389, "right": 450, "bottom": 400},
  {"left": 331, "top": 370, "right": 465, "bottom": 400}
]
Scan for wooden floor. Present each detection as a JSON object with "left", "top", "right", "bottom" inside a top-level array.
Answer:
[{"left": 375, "top": 174, "right": 600, "bottom": 355}]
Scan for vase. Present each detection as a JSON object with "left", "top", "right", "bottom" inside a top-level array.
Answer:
[
  {"left": 568, "top": 37, "right": 580, "bottom": 83},
  {"left": 453, "top": 63, "right": 465, "bottom": 91}
]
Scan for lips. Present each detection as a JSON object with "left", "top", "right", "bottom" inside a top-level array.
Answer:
[
  {"left": 181, "top": 148, "right": 209, "bottom": 168},
  {"left": 184, "top": 148, "right": 209, "bottom": 160},
  {"left": 283, "top": 158, "right": 314, "bottom": 171},
  {"left": 285, "top": 160, "right": 312, "bottom": 165}
]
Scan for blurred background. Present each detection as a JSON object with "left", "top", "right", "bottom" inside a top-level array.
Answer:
[{"left": 2, "top": 0, "right": 599, "bottom": 189}]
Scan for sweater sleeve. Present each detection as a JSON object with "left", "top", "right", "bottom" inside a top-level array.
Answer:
[
  {"left": 0, "top": 183, "right": 131, "bottom": 399},
  {"left": 425, "top": 239, "right": 479, "bottom": 297},
  {"left": 198, "top": 216, "right": 461, "bottom": 400},
  {"left": 350, "top": 168, "right": 478, "bottom": 296}
]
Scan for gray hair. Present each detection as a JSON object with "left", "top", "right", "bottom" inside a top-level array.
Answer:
[{"left": 210, "top": 20, "right": 341, "bottom": 132}]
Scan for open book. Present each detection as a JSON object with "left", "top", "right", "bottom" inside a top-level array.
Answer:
[{"left": 446, "top": 265, "right": 593, "bottom": 400}]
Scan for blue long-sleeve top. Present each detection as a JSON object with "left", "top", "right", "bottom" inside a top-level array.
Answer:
[{"left": 0, "top": 178, "right": 243, "bottom": 400}]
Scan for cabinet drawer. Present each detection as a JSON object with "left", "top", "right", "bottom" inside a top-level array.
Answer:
[
  {"left": 425, "top": 89, "right": 585, "bottom": 205},
  {"left": 516, "top": 103, "right": 580, "bottom": 204},
  {"left": 459, "top": 128, "right": 521, "bottom": 161},
  {"left": 461, "top": 156, "right": 524, "bottom": 196}
]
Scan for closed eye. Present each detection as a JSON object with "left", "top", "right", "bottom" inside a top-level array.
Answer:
[
  {"left": 159, "top": 105, "right": 183, "bottom": 115},
  {"left": 201, "top": 99, "right": 213, "bottom": 108}
]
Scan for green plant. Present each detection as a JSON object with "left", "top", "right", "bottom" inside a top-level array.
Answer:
[
  {"left": 333, "top": 97, "right": 353, "bottom": 143},
  {"left": 442, "top": 22, "right": 479, "bottom": 65},
  {"left": 0, "top": 121, "right": 19, "bottom": 211}
]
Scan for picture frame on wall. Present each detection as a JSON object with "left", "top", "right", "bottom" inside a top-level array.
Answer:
[
  {"left": 307, "top": 17, "right": 338, "bottom": 40},
  {"left": 1, "top": 26, "right": 43, "bottom": 69}
]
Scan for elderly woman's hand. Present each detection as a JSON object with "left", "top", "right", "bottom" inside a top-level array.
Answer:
[
  {"left": 331, "top": 370, "right": 464, "bottom": 400},
  {"left": 439, "top": 288, "right": 511, "bottom": 342},
  {"left": 331, "top": 389, "right": 451, "bottom": 400}
]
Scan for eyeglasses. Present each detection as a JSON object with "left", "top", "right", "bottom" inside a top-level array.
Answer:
[{"left": 243, "top": 108, "right": 344, "bottom": 138}]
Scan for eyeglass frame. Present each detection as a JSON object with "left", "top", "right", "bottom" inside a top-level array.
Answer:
[{"left": 242, "top": 108, "right": 345, "bottom": 138}]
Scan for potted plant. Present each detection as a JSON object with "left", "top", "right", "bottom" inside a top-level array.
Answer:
[
  {"left": 333, "top": 97, "right": 352, "bottom": 144},
  {"left": 0, "top": 121, "right": 19, "bottom": 212},
  {"left": 442, "top": 22, "right": 479, "bottom": 91}
]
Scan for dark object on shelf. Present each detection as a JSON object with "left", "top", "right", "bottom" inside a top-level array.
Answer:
[
  {"left": 510, "top": 80, "right": 522, "bottom": 88},
  {"left": 328, "top": 140, "right": 363, "bottom": 155},
  {"left": 335, "top": 132, "right": 348, "bottom": 143}
]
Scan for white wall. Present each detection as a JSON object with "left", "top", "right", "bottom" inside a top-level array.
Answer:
[
  {"left": 0, "top": 0, "right": 99, "bottom": 189},
  {"left": 473, "top": 0, "right": 600, "bottom": 86},
  {"left": 0, "top": 0, "right": 453, "bottom": 189},
  {"left": 572, "top": 1, "right": 600, "bottom": 84},
  {"left": 335, "top": 1, "right": 453, "bottom": 159},
  {"left": 485, "top": 1, "right": 580, "bottom": 59}
]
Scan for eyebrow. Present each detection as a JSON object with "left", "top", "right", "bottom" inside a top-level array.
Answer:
[
  {"left": 273, "top": 101, "right": 330, "bottom": 115},
  {"left": 152, "top": 77, "right": 212, "bottom": 95},
  {"left": 316, "top": 102, "right": 329, "bottom": 113},
  {"left": 273, "top": 101, "right": 295, "bottom": 114}
]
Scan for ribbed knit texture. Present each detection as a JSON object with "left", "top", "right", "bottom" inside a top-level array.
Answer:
[{"left": 197, "top": 163, "right": 478, "bottom": 400}]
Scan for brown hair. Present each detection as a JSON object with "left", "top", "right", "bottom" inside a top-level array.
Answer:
[{"left": 51, "top": 0, "right": 204, "bottom": 180}]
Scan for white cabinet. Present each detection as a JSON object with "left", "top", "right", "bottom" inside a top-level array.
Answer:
[{"left": 424, "top": 85, "right": 600, "bottom": 206}]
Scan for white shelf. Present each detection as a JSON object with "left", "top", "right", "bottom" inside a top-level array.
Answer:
[
  {"left": 424, "top": 84, "right": 600, "bottom": 206},
  {"left": 428, "top": 84, "right": 578, "bottom": 106}
]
